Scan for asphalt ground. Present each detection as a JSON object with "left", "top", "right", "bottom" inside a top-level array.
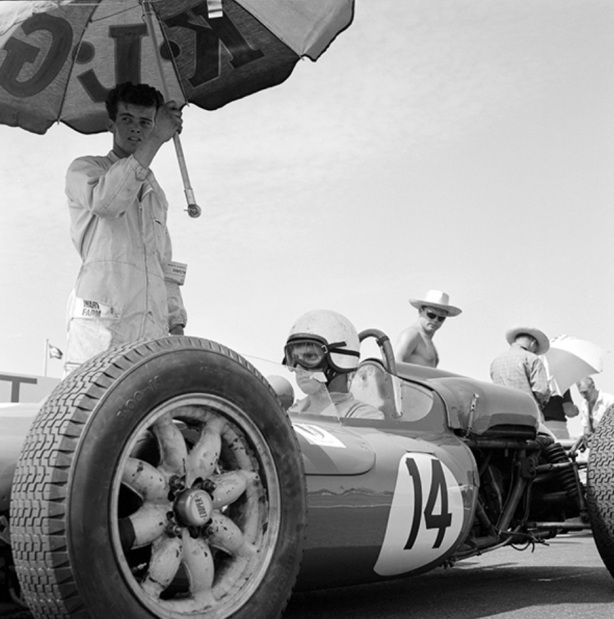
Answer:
[
  {"left": 1, "top": 530, "right": 612, "bottom": 618},
  {"left": 285, "top": 530, "right": 614, "bottom": 619}
]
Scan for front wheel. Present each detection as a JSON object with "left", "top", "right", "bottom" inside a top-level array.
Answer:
[
  {"left": 10, "top": 336, "right": 307, "bottom": 618},
  {"left": 586, "top": 405, "right": 614, "bottom": 578}
]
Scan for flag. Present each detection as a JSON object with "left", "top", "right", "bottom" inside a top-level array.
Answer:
[{"left": 48, "top": 343, "right": 63, "bottom": 360}]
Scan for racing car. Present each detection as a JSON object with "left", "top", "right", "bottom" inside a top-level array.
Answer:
[{"left": 1, "top": 331, "right": 614, "bottom": 618}]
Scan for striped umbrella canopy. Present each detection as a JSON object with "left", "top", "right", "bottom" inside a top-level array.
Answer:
[
  {"left": 0, "top": 0, "right": 354, "bottom": 214},
  {"left": 0, "top": 0, "right": 354, "bottom": 134}
]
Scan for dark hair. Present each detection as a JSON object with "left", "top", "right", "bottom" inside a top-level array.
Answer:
[{"left": 105, "top": 82, "right": 164, "bottom": 121}]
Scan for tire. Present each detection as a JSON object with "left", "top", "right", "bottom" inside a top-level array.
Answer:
[
  {"left": 10, "top": 336, "right": 307, "bottom": 619},
  {"left": 586, "top": 405, "right": 614, "bottom": 577}
]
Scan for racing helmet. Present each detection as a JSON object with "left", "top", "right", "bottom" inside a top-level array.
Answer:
[{"left": 283, "top": 309, "right": 360, "bottom": 375}]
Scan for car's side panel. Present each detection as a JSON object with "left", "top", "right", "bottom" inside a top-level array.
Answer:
[
  {"left": 432, "top": 377, "right": 540, "bottom": 435},
  {"left": 292, "top": 421, "right": 376, "bottom": 475},
  {"left": 294, "top": 420, "right": 478, "bottom": 590}
]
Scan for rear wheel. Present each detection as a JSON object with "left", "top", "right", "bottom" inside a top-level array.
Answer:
[
  {"left": 586, "top": 405, "right": 614, "bottom": 577},
  {"left": 10, "top": 336, "right": 306, "bottom": 618}
]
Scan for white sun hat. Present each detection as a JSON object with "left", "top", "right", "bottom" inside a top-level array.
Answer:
[{"left": 409, "top": 290, "right": 462, "bottom": 317}]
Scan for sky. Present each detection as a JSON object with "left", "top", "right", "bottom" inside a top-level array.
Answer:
[{"left": 0, "top": 0, "right": 613, "bottom": 409}]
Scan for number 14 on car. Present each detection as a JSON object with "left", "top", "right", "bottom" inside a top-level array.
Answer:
[{"left": 374, "top": 452, "right": 466, "bottom": 576}]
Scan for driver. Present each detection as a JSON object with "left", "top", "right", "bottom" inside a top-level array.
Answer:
[{"left": 282, "top": 309, "right": 384, "bottom": 419}]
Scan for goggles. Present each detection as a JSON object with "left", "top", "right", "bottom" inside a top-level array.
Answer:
[{"left": 283, "top": 336, "right": 358, "bottom": 371}]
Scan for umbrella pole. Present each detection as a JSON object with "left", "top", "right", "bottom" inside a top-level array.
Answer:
[{"left": 141, "top": 1, "right": 202, "bottom": 218}]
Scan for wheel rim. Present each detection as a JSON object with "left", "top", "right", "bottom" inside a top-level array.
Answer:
[{"left": 109, "top": 394, "right": 281, "bottom": 618}]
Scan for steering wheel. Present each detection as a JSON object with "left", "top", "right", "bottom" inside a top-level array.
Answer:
[{"left": 358, "top": 328, "right": 398, "bottom": 376}]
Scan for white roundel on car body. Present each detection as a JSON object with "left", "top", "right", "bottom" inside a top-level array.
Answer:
[
  {"left": 292, "top": 423, "right": 346, "bottom": 448},
  {"left": 374, "top": 452, "right": 465, "bottom": 576}
]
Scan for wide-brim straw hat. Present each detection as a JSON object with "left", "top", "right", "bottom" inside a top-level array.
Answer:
[
  {"left": 505, "top": 326, "right": 550, "bottom": 355},
  {"left": 409, "top": 290, "right": 462, "bottom": 317}
]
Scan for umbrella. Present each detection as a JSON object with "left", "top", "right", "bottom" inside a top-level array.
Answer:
[
  {"left": 544, "top": 335, "right": 608, "bottom": 394},
  {"left": 0, "top": 0, "right": 354, "bottom": 215}
]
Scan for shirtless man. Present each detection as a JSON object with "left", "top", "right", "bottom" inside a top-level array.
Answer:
[{"left": 395, "top": 290, "right": 462, "bottom": 368}]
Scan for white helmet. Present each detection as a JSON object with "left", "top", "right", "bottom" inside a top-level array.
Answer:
[{"left": 284, "top": 309, "right": 360, "bottom": 374}]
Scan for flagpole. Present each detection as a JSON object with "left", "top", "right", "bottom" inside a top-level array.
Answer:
[{"left": 44, "top": 338, "right": 49, "bottom": 377}]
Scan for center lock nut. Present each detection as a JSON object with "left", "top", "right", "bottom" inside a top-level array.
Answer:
[{"left": 174, "top": 489, "right": 213, "bottom": 527}]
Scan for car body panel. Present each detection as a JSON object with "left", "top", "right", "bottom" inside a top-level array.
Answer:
[
  {"left": 358, "top": 359, "right": 541, "bottom": 434},
  {"left": 292, "top": 421, "right": 376, "bottom": 475},
  {"left": 291, "top": 413, "right": 479, "bottom": 589}
]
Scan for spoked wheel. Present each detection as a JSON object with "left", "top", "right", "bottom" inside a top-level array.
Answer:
[
  {"left": 10, "top": 337, "right": 307, "bottom": 619},
  {"left": 586, "top": 404, "right": 614, "bottom": 578}
]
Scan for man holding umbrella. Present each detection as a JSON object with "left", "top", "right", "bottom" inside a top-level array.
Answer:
[
  {"left": 490, "top": 326, "right": 551, "bottom": 414},
  {"left": 63, "top": 82, "right": 187, "bottom": 376},
  {"left": 576, "top": 377, "right": 614, "bottom": 445}
]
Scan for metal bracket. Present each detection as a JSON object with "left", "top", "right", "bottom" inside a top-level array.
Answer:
[{"left": 465, "top": 393, "right": 480, "bottom": 435}]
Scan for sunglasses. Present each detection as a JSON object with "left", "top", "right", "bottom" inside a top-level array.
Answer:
[{"left": 425, "top": 310, "right": 446, "bottom": 323}]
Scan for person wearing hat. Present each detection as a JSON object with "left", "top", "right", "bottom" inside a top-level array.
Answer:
[
  {"left": 490, "top": 326, "right": 551, "bottom": 411},
  {"left": 394, "top": 290, "right": 462, "bottom": 368}
]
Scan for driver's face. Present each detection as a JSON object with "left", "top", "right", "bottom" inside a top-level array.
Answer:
[{"left": 293, "top": 367, "right": 327, "bottom": 395}]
